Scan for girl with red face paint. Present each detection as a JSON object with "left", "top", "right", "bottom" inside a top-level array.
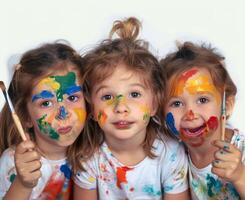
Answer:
[
  {"left": 73, "top": 17, "right": 189, "bottom": 200},
  {"left": 161, "top": 42, "right": 245, "bottom": 200},
  {"left": 0, "top": 42, "right": 86, "bottom": 200}
]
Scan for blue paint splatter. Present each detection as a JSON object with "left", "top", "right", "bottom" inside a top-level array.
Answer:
[
  {"left": 165, "top": 112, "right": 180, "bottom": 137},
  {"left": 64, "top": 85, "right": 82, "bottom": 95},
  {"left": 142, "top": 184, "right": 161, "bottom": 196},
  {"left": 32, "top": 90, "right": 54, "bottom": 102},
  {"left": 60, "top": 163, "right": 72, "bottom": 179},
  {"left": 57, "top": 106, "right": 68, "bottom": 120}
]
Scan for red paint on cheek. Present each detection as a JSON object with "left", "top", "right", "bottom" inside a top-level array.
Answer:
[{"left": 207, "top": 116, "right": 218, "bottom": 130}]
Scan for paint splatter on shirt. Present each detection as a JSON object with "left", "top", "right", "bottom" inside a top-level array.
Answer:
[
  {"left": 74, "top": 136, "right": 189, "bottom": 199},
  {"left": 0, "top": 148, "right": 72, "bottom": 199},
  {"left": 189, "top": 128, "right": 245, "bottom": 200}
]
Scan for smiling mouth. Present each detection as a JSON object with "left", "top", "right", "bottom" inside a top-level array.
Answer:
[
  {"left": 57, "top": 126, "right": 72, "bottom": 134},
  {"left": 180, "top": 124, "right": 207, "bottom": 138},
  {"left": 112, "top": 121, "right": 134, "bottom": 129}
]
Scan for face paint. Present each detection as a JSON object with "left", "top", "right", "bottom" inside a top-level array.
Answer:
[
  {"left": 37, "top": 114, "right": 59, "bottom": 140},
  {"left": 32, "top": 90, "right": 54, "bottom": 102},
  {"left": 98, "top": 110, "right": 107, "bottom": 126},
  {"left": 37, "top": 72, "right": 82, "bottom": 102},
  {"left": 73, "top": 108, "right": 86, "bottom": 123},
  {"left": 206, "top": 116, "right": 218, "bottom": 131},
  {"left": 56, "top": 106, "right": 68, "bottom": 120},
  {"left": 186, "top": 110, "right": 195, "bottom": 121},
  {"left": 139, "top": 105, "right": 150, "bottom": 122},
  {"left": 165, "top": 112, "right": 180, "bottom": 137}
]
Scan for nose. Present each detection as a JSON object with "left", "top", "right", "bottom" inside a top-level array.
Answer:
[
  {"left": 185, "top": 109, "right": 195, "bottom": 121},
  {"left": 56, "top": 105, "right": 69, "bottom": 120},
  {"left": 113, "top": 95, "right": 130, "bottom": 114}
]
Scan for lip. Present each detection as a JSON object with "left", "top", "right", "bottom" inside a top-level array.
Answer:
[
  {"left": 112, "top": 121, "right": 134, "bottom": 129},
  {"left": 180, "top": 124, "right": 207, "bottom": 138},
  {"left": 57, "top": 126, "right": 72, "bottom": 134}
]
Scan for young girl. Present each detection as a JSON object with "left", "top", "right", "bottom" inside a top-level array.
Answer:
[
  {"left": 0, "top": 42, "right": 87, "bottom": 199},
  {"left": 161, "top": 42, "right": 245, "bottom": 199},
  {"left": 73, "top": 17, "right": 189, "bottom": 200}
]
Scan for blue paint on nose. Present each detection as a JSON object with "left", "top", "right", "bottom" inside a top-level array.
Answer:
[{"left": 57, "top": 106, "right": 68, "bottom": 120}]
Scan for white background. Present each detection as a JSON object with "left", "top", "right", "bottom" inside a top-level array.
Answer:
[{"left": 1, "top": 0, "right": 244, "bottom": 130}]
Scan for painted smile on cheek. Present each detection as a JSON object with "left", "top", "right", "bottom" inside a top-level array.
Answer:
[{"left": 37, "top": 114, "right": 59, "bottom": 140}]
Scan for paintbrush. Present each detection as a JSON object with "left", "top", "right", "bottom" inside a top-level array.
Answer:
[
  {"left": 221, "top": 90, "right": 226, "bottom": 141},
  {"left": 0, "top": 81, "right": 27, "bottom": 141}
]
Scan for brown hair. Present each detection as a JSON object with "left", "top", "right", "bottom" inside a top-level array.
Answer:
[
  {"left": 0, "top": 42, "right": 85, "bottom": 164},
  {"left": 160, "top": 41, "right": 237, "bottom": 114},
  {"left": 73, "top": 17, "right": 165, "bottom": 171}
]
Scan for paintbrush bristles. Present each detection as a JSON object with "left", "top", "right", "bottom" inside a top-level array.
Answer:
[{"left": 0, "top": 80, "right": 27, "bottom": 141}]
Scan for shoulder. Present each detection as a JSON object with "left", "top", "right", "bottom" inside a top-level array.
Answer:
[{"left": 0, "top": 147, "right": 15, "bottom": 165}]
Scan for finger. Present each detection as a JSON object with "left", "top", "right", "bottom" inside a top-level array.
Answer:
[
  {"left": 213, "top": 140, "right": 236, "bottom": 153},
  {"left": 15, "top": 150, "right": 41, "bottom": 163},
  {"left": 15, "top": 140, "right": 36, "bottom": 154},
  {"left": 214, "top": 149, "right": 241, "bottom": 163},
  {"left": 17, "top": 160, "right": 42, "bottom": 176},
  {"left": 211, "top": 166, "right": 226, "bottom": 178}
]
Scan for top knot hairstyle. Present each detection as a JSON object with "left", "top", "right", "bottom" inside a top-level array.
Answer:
[
  {"left": 74, "top": 17, "right": 165, "bottom": 171},
  {"left": 160, "top": 41, "right": 237, "bottom": 100}
]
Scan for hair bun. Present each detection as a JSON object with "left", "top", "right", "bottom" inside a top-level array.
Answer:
[
  {"left": 175, "top": 46, "right": 196, "bottom": 60},
  {"left": 109, "top": 17, "right": 141, "bottom": 41}
]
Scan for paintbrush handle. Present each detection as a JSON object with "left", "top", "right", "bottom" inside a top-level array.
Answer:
[
  {"left": 12, "top": 112, "right": 27, "bottom": 141},
  {"left": 221, "top": 114, "right": 226, "bottom": 141}
]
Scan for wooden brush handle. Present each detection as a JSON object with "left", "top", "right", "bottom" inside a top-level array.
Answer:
[{"left": 12, "top": 112, "right": 27, "bottom": 141}]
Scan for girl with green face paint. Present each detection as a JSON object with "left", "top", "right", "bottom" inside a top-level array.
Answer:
[
  {"left": 0, "top": 42, "right": 86, "bottom": 199},
  {"left": 161, "top": 41, "right": 245, "bottom": 200}
]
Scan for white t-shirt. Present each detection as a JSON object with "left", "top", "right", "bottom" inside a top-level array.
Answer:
[
  {"left": 74, "top": 137, "right": 189, "bottom": 200},
  {"left": 0, "top": 148, "right": 73, "bottom": 199},
  {"left": 189, "top": 128, "right": 245, "bottom": 200}
]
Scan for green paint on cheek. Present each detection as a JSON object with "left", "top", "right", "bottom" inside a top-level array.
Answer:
[
  {"left": 9, "top": 173, "right": 16, "bottom": 183},
  {"left": 51, "top": 72, "right": 77, "bottom": 102},
  {"left": 143, "top": 113, "right": 150, "bottom": 122},
  {"left": 37, "top": 114, "right": 59, "bottom": 140}
]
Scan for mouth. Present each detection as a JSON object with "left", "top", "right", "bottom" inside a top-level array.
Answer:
[
  {"left": 57, "top": 126, "right": 72, "bottom": 134},
  {"left": 112, "top": 121, "right": 134, "bottom": 129},
  {"left": 180, "top": 123, "right": 207, "bottom": 138}
]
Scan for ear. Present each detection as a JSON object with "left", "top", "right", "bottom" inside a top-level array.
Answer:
[
  {"left": 150, "top": 97, "right": 158, "bottom": 117},
  {"left": 226, "top": 95, "right": 235, "bottom": 118}
]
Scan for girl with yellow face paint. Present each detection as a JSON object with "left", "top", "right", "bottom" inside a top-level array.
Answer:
[
  {"left": 161, "top": 42, "right": 245, "bottom": 200},
  {"left": 0, "top": 42, "right": 86, "bottom": 199}
]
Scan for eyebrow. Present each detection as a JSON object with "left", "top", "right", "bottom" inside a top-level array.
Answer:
[
  {"left": 94, "top": 83, "right": 146, "bottom": 94},
  {"left": 64, "top": 85, "right": 82, "bottom": 95},
  {"left": 32, "top": 90, "right": 54, "bottom": 102}
]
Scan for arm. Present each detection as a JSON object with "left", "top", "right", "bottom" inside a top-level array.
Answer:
[
  {"left": 73, "top": 183, "right": 97, "bottom": 200},
  {"left": 163, "top": 190, "right": 190, "bottom": 200},
  {"left": 212, "top": 140, "right": 245, "bottom": 199},
  {"left": 4, "top": 140, "right": 41, "bottom": 200}
]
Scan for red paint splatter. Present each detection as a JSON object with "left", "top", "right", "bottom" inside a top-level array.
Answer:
[
  {"left": 180, "top": 68, "right": 198, "bottom": 82},
  {"left": 130, "top": 187, "right": 135, "bottom": 192},
  {"left": 207, "top": 116, "right": 218, "bottom": 131},
  {"left": 116, "top": 166, "right": 133, "bottom": 189}
]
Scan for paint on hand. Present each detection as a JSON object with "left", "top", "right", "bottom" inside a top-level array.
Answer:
[
  {"left": 116, "top": 166, "right": 133, "bottom": 189},
  {"left": 56, "top": 106, "right": 68, "bottom": 120},
  {"left": 37, "top": 114, "right": 59, "bottom": 140},
  {"left": 32, "top": 90, "right": 54, "bottom": 102},
  {"left": 165, "top": 112, "right": 180, "bottom": 137},
  {"left": 98, "top": 110, "right": 107, "bottom": 125}
]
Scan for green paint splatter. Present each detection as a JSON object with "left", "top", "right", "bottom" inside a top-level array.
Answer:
[
  {"left": 37, "top": 114, "right": 59, "bottom": 140},
  {"left": 51, "top": 72, "right": 77, "bottom": 102},
  {"left": 9, "top": 173, "right": 16, "bottom": 183},
  {"left": 143, "top": 113, "right": 150, "bottom": 121}
]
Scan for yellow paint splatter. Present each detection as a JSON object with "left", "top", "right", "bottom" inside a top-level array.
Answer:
[
  {"left": 38, "top": 77, "right": 60, "bottom": 91},
  {"left": 74, "top": 108, "right": 86, "bottom": 123}
]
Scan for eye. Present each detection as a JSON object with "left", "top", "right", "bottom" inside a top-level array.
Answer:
[
  {"left": 197, "top": 97, "right": 209, "bottom": 104},
  {"left": 129, "top": 92, "right": 141, "bottom": 98},
  {"left": 101, "top": 94, "right": 113, "bottom": 101},
  {"left": 41, "top": 100, "right": 52, "bottom": 107},
  {"left": 170, "top": 100, "right": 183, "bottom": 108},
  {"left": 68, "top": 95, "right": 78, "bottom": 102}
]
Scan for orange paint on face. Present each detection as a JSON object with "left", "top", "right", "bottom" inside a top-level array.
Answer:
[
  {"left": 98, "top": 110, "right": 107, "bottom": 125},
  {"left": 186, "top": 110, "right": 195, "bottom": 121},
  {"left": 46, "top": 112, "right": 56, "bottom": 124},
  {"left": 116, "top": 166, "right": 133, "bottom": 189},
  {"left": 74, "top": 108, "right": 86, "bottom": 123}
]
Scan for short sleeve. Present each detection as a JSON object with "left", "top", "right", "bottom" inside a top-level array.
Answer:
[
  {"left": 73, "top": 157, "right": 97, "bottom": 190},
  {"left": 161, "top": 141, "right": 189, "bottom": 194},
  {"left": 0, "top": 148, "right": 16, "bottom": 198}
]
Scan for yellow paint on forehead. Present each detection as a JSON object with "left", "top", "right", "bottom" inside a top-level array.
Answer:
[
  {"left": 37, "top": 77, "right": 60, "bottom": 91},
  {"left": 74, "top": 108, "right": 86, "bottom": 123}
]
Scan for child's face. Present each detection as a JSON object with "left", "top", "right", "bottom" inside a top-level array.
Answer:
[
  {"left": 27, "top": 66, "right": 86, "bottom": 148},
  {"left": 165, "top": 67, "right": 222, "bottom": 147},
  {"left": 91, "top": 64, "right": 156, "bottom": 144}
]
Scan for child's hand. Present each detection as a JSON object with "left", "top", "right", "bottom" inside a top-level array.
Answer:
[
  {"left": 14, "top": 140, "right": 42, "bottom": 188},
  {"left": 212, "top": 140, "right": 245, "bottom": 184}
]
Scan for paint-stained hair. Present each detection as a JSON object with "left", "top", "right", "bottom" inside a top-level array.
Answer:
[
  {"left": 160, "top": 42, "right": 237, "bottom": 102},
  {"left": 73, "top": 17, "right": 165, "bottom": 171},
  {"left": 0, "top": 42, "right": 85, "bottom": 164}
]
